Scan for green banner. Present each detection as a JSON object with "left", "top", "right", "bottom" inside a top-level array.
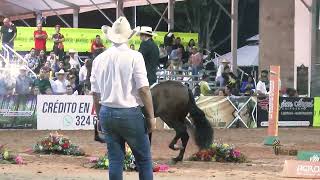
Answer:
[
  {"left": 297, "top": 151, "right": 320, "bottom": 161},
  {"left": 313, "top": 97, "right": 320, "bottom": 127},
  {"left": 0, "top": 95, "right": 37, "bottom": 129},
  {"left": 1, "top": 27, "right": 198, "bottom": 52}
]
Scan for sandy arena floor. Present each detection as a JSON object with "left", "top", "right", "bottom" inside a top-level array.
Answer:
[{"left": 0, "top": 128, "right": 319, "bottom": 180}]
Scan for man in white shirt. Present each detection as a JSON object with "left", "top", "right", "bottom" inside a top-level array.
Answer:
[
  {"left": 68, "top": 49, "right": 80, "bottom": 69},
  {"left": 91, "top": 17, "right": 155, "bottom": 180},
  {"left": 256, "top": 70, "right": 269, "bottom": 96},
  {"left": 215, "top": 59, "right": 230, "bottom": 87},
  {"left": 79, "top": 59, "right": 89, "bottom": 83},
  {"left": 52, "top": 69, "right": 69, "bottom": 94}
]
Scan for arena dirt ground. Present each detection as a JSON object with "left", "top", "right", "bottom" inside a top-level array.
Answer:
[{"left": 0, "top": 128, "right": 319, "bottom": 180}]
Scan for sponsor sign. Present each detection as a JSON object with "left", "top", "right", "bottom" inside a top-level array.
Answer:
[
  {"left": 258, "top": 97, "right": 314, "bottom": 127},
  {"left": 278, "top": 97, "right": 314, "bottom": 126},
  {"left": 282, "top": 160, "right": 320, "bottom": 178},
  {"left": 3, "top": 27, "right": 198, "bottom": 52},
  {"left": 0, "top": 95, "right": 37, "bottom": 129},
  {"left": 196, "top": 96, "right": 257, "bottom": 128},
  {"left": 297, "top": 151, "right": 320, "bottom": 162},
  {"left": 37, "top": 95, "right": 97, "bottom": 130},
  {"left": 257, "top": 96, "right": 268, "bottom": 127},
  {"left": 313, "top": 97, "right": 320, "bottom": 127}
]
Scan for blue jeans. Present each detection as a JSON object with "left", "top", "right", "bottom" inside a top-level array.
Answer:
[
  {"left": 216, "top": 76, "right": 225, "bottom": 87},
  {"left": 99, "top": 106, "right": 153, "bottom": 180},
  {"left": 192, "top": 65, "right": 200, "bottom": 81},
  {"left": 192, "top": 65, "right": 199, "bottom": 75}
]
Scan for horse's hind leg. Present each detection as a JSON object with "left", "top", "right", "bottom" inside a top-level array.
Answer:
[
  {"left": 169, "top": 132, "right": 182, "bottom": 151},
  {"left": 171, "top": 119, "right": 189, "bottom": 163},
  {"left": 159, "top": 115, "right": 181, "bottom": 150},
  {"left": 172, "top": 131, "right": 189, "bottom": 162}
]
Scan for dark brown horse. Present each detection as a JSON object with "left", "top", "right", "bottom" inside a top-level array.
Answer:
[{"left": 94, "top": 81, "right": 213, "bottom": 162}]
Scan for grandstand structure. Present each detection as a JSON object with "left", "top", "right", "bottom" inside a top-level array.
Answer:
[
  {"left": 0, "top": 0, "right": 181, "bottom": 80},
  {"left": 0, "top": 0, "right": 178, "bottom": 30},
  {"left": 0, "top": 0, "right": 242, "bottom": 91}
]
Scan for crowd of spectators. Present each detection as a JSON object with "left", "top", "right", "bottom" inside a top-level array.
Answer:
[
  {"left": 161, "top": 31, "right": 252, "bottom": 97},
  {"left": 162, "top": 32, "right": 203, "bottom": 74},
  {"left": 0, "top": 18, "right": 299, "bottom": 98},
  {"left": 0, "top": 20, "right": 96, "bottom": 96},
  {"left": 0, "top": 48, "right": 93, "bottom": 96}
]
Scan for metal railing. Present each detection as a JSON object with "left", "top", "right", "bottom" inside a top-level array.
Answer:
[
  {"left": 156, "top": 68, "right": 217, "bottom": 89},
  {"left": 0, "top": 53, "right": 5, "bottom": 64},
  {"left": 2, "top": 44, "right": 37, "bottom": 78},
  {"left": 158, "top": 50, "right": 257, "bottom": 92},
  {"left": 1, "top": 45, "right": 10, "bottom": 64}
]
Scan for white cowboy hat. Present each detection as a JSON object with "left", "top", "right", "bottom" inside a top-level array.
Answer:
[
  {"left": 19, "top": 66, "right": 28, "bottom": 71},
  {"left": 221, "top": 59, "right": 230, "bottom": 64},
  {"left": 68, "top": 49, "right": 77, "bottom": 53},
  {"left": 136, "top": 26, "right": 157, "bottom": 36},
  {"left": 55, "top": 69, "right": 69, "bottom": 77},
  {"left": 101, "top": 16, "right": 135, "bottom": 44}
]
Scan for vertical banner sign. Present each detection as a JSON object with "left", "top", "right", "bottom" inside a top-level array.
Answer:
[
  {"left": 265, "top": 65, "right": 280, "bottom": 145},
  {"left": 313, "top": 97, "right": 320, "bottom": 127}
]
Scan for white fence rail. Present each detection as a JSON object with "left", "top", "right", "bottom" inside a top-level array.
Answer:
[
  {"left": 2, "top": 44, "right": 37, "bottom": 78},
  {"left": 156, "top": 68, "right": 217, "bottom": 89}
]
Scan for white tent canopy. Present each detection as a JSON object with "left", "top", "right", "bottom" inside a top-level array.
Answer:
[
  {"left": 213, "top": 44, "right": 259, "bottom": 67},
  {"left": 0, "top": 0, "right": 178, "bottom": 21},
  {"left": 246, "top": 34, "right": 259, "bottom": 41}
]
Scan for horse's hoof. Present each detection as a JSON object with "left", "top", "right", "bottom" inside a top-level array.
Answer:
[
  {"left": 169, "top": 160, "right": 177, "bottom": 165},
  {"left": 170, "top": 158, "right": 182, "bottom": 165},
  {"left": 169, "top": 144, "right": 177, "bottom": 151},
  {"left": 169, "top": 144, "right": 184, "bottom": 151},
  {"left": 174, "top": 144, "right": 184, "bottom": 150},
  {"left": 94, "top": 136, "right": 105, "bottom": 143}
]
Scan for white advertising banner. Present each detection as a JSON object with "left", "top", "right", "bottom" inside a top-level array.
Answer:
[{"left": 37, "top": 95, "right": 97, "bottom": 130}]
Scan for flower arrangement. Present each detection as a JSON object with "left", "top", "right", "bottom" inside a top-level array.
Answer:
[
  {"left": 91, "top": 145, "right": 136, "bottom": 171},
  {"left": 33, "top": 132, "right": 85, "bottom": 156},
  {"left": 0, "top": 144, "right": 24, "bottom": 164},
  {"left": 89, "top": 144, "right": 169, "bottom": 172},
  {"left": 189, "top": 142, "right": 247, "bottom": 163}
]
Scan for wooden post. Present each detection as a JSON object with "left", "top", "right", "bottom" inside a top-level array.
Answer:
[
  {"left": 36, "top": 11, "right": 42, "bottom": 25},
  {"left": 73, "top": 8, "right": 79, "bottom": 28},
  {"left": 231, "top": 0, "right": 238, "bottom": 74},
  {"left": 264, "top": 65, "right": 280, "bottom": 145},
  {"left": 116, "top": 0, "right": 124, "bottom": 18},
  {"left": 168, "top": 0, "right": 175, "bottom": 31},
  {"left": 133, "top": 6, "right": 137, "bottom": 28},
  {"left": 311, "top": 0, "right": 319, "bottom": 96}
]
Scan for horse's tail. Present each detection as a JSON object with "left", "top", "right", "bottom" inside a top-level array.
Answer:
[{"left": 187, "top": 89, "right": 213, "bottom": 149}]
